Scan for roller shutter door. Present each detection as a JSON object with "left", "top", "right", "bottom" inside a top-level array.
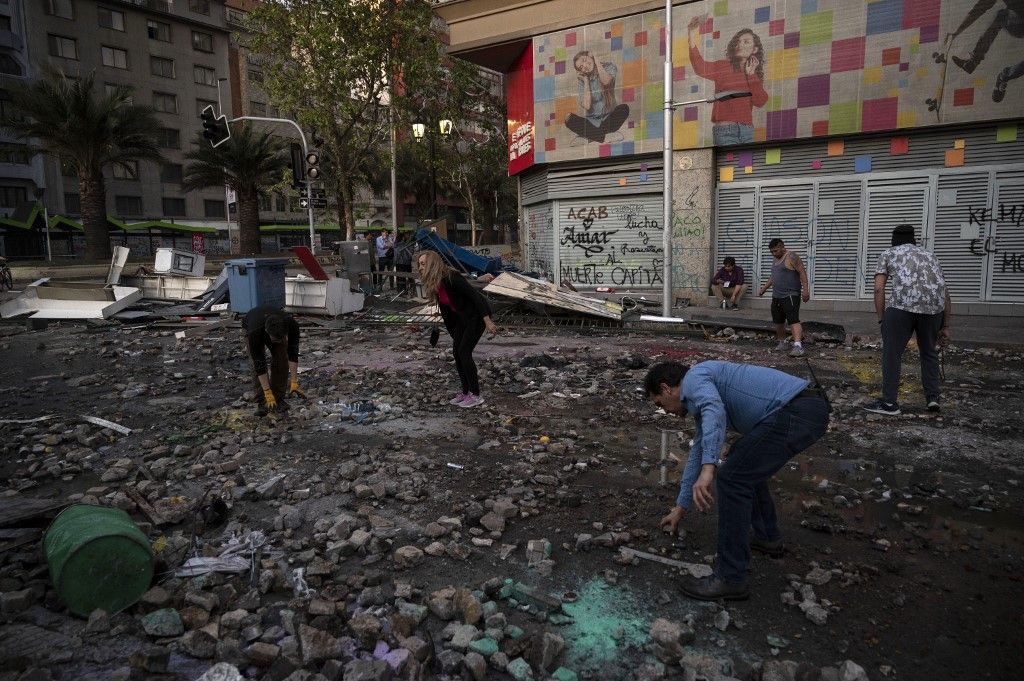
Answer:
[
  {"left": 988, "top": 172, "right": 1024, "bottom": 302},
  {"left": 758, "top": 186, "right": 812, "bottom": 290},
  {"left": 812, "top": 181, "right": 862, "bottom": 299},
  {"left": 862, "top": 180, "right": 931, "bottom": 298}
]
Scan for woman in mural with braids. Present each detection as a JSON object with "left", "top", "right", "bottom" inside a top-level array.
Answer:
[{"left": 687, "top": 16, "right": 769, "bottom": 145}]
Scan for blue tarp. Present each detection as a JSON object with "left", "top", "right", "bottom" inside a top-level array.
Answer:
[{"left": 414, "top": 228, "right": 505, "bottom": 275}]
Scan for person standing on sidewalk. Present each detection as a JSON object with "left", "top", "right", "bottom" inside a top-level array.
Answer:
[
  {"left": 376, "top": 229, "right": 395, "bottom": 290},
  {"left": 863, "top": 225, "right": 952, "bottom": 416},
  {"left": 757, "top": 238, "right": 809, "bottom": 357},
  {"left": 417, "top": 250, "right": 499, "bottom": 408},
  {"left": 646, "top": 360, "right": 829, "bottom": 600},
  {"left": 393, "top": 232, "right": 414, "bottom": 294},
  {"left": 711, "top": 256, "right": 746, "bottom": 309}
]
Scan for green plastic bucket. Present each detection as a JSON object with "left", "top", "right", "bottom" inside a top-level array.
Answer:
[{"left": 43, "top": 504, "right": 154, "bottom": 617}]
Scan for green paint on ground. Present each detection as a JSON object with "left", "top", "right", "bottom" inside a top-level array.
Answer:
[{"left": 560, "top": 577, "right": 649, "bottom": 670}]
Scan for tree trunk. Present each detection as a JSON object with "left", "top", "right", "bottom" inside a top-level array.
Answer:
[
  {"left": 78, "top": 173, "right": 112, "bottom": 261},
  {"left": 343, "top": 175, "right": 356, "bottom": 239},
  {"left": 334, "top": 176, "right": 348, "bottom": 241},
  {"left": 467, "top": 190, "right": 478, "bottom": 247},
  {"left": 238, "top": 188, "right": 262, "bottom": 255}
]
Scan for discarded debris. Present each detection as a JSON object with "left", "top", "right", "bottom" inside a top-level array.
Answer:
[{"left": 81, "top": 415, "right": 132, "bottom": 435}]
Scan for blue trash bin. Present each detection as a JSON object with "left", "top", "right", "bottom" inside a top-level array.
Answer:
[{"left": 225, "top": 258, "right": 288, "bottom": 313}]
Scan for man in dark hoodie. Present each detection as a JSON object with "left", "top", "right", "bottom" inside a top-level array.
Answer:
[{"left": 242, "top": 305, "right": 303, "bottom": 413}]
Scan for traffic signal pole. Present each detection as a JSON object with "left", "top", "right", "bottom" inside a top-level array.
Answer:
[{"left": 229, "top": 115, "right": 317, "bottom": 255}]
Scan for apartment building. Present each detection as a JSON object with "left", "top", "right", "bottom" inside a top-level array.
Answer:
[{"left": 7, "top": 0, "right": 235, "bottom": 236}]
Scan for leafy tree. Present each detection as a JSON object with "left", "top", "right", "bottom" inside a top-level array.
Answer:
[
  {"left": 183, "top": 125, "right": 288, "bottom": 254},
  {"left": 246, "top": 0, "right": 442, "bottom": 239},
  {"left": 5, "top": 68, "right": 164, "bottom": 260}
]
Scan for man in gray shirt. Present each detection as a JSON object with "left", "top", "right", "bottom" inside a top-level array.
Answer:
[
  {"left": 864, "top": 225, "right": 952, "bottom": 416},
  {"left": 757, "top": 238, "right": 810, "bottom": 357}
]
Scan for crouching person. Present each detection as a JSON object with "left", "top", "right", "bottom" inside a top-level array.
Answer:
[
  {"left": 242, "top": 305, "right": 303, "bottom": 414},
  {"left": 645, "top": 360, "right": 829, "bottom": 600}
]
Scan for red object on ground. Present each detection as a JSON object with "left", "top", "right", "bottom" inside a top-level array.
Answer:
[{"left": 291, "top": 246, "right": 329, "bottom": 281}]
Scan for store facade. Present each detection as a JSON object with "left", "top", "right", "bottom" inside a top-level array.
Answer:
[{"left": 439, "top": 0, "right": 1024, "bottom": 307}]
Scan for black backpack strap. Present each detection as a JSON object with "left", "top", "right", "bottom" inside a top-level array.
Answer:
[{"left": 803, "top": 356, "right": 833, "bottom": 413}]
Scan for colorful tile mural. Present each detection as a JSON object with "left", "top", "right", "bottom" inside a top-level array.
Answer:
[{"left": 525, "top": 0, "right": 1024, "bottom": 168}]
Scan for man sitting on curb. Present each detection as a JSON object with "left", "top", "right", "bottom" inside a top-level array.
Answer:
[
  {"left": 711, "top": 256, "right": 746, "bottom": 310},
  {"left": 646, "top": 360, "right": 829, "bottom": 600}
]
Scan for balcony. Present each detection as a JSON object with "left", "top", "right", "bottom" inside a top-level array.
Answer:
[
  {"left": 116, "top": 0, "right": 174, "bottom": 13},
  {"left": 225, "top": 6, "right": 247, "bottom": 27}
]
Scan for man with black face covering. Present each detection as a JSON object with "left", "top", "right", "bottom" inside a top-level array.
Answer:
[{"left": 242, "top": 306, "right": 303, "bottom": 413}]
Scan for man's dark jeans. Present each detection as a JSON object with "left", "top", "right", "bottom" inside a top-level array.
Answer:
[
  {"left": 882, "top": 306, "right": 943, "bottom": 404},
  {"left": 715, "top": 394, "right": 829, "bottom": 584}
]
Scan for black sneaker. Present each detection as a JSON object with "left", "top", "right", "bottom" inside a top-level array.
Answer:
[
  {"left": 927, "top": 400, "right": 941, "bottom": 412},
  {"left": 952, "top": 55, "right": 977, "bottom": 74},
  {"left": 863, "top": 399, "right": 901, "bottom": 416},
  {"left": 751, "top": 537, "right": 786, "bottom": 558},
  {"left": 994, "top": 68, "right": 1009, "bottom": 103}
]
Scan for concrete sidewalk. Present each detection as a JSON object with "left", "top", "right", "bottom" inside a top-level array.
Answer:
[{"left": 684, "top": 300, "right": 1024, "bottom": 349}]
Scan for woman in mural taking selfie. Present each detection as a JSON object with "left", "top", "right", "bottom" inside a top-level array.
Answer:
[
  {"left": 687, "top": 16, "right": 769, "bottom": 145},
  {"left": 565, "top": 50, "right": 631, "bottom": 144}
]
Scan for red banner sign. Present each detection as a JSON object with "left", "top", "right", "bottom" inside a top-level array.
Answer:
[
  {"left": 191, "top": 233, "right": 206, "bottom": 254},
  {"left": 506, "top": 46, "right": 535, "bottom": 176}
]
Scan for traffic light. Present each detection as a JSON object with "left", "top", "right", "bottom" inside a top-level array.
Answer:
[
  {"left": 305, "top": 151, "right": 321, "bottom": 180},
  {"left": 290, "top": 143, "right": 306, "bottom": 189},
  {"left": 200, "top": 105, "right": 231, "bottom": 148}
]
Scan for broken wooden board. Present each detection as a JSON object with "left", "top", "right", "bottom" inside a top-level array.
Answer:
[
  {"left": 0, "top": 528, "right": 42, "bottom": 553},
  {"left": 173, "top": 316, "right": 235, "bottom": 340},
  {"left": 0, "top": 497, "right": 66, "bottom": 527},
  {"left": 82, "top": 415, "right": 132, "bottom": 435},
  {"left": 483, "top": 272, "right": 624, "bottom": 321},
  {"left": 618, "top": 546, "right": 713, "bottom": 578}
]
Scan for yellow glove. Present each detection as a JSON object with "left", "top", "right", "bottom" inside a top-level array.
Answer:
[
  {"left": 289, "top": 379, "right": 306, "bottom": 398},
  {"left": 263, "top": 388, "right": 278, "bottom": 410}
]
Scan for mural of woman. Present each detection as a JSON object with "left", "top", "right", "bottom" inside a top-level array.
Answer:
[
  {"left": 565, "top": 50, "right": 631, "bottom": 144},
  {"left": 687, "top": 16, "right": 769, "bottom": 145}
]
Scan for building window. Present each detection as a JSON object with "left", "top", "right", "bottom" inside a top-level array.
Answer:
[
  {"left": 104, "top": 83, "right": 133, "bottom": 104},
  {"left": 156, "top": 128, "right": 180, "bottom": 149},
  {"left": 204, "top": 199, "right": 225, "bottom": 218},
  {"left": 64, "top": 193, "right": 80, "bottom": 214},
  {"left": 258, "top": 194, "right": 270, "bottom": 212},
  {"left": 192, "top": 31, "right": 213, "bottom": 53},
  {"left": 161, "top": 163, "right": 183, "bottom": 184},
  {"left": 249, "top": 100, "right": 266, "bottom": 116},
  {"left": 45, "top": 0, "right": 74, "bottom": 20},
  {"left": 0, "top": 186, "right": 27, "bottom": 208},
  {"left": 47, "top": 34, "right": 78, "bottom": 60},
  {"left": 147, "top": 19, "right": 170, "bottom": 42},
  {"left": 193, "top": 65, "right": 216, "bottom": 87},
  {"left": 195, "top": 98, "right": 216, "bottom": 116},
  {"left": 112, "top": 160, "right": 139, "bottom": 180},
  {"left": 0, "top": 145, "right": 31, "bottom": 165},
  {"left": 101, "top": 46, "right": 128, "bottom": 70},
  {"left": 267, "top": 105, "right": 279, "bottom": 118},
  {"left": 248, "top": 69, "right": 263, "bottom": 84},
  {"left": 0, "top": 54, "right": 23, "bottom": 77},
  {"left": 162, "top": 197, "right": 186, "bottom": 216},
  {"left": 98, "top": 7, "right": 124, "bottom": 31},
  {"left": 0, "top": 89, "right": 25, "bottom": 124},
  {"left": 189, "top": 0, "right": 210, "bottom": 16},
  {"left": 150, "top": 56, "right": 174, "bottom": 79},
  {"left": 275, "top": 193, "right": 287, "bottom": 212},
  {"left": 115, "top": 195, "right": 143, "bottom": 216},
  {"left": 152, "top": 92, "right": 177, "bottom": 113}
]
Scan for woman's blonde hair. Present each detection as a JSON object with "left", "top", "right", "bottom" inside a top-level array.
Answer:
[{"left": 417, "top": 250, "right": 448, "bottom": 301}]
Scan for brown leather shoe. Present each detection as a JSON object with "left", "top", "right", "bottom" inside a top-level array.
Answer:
[{"left": 680, "top": 575, "right": 749, "bottom": 601}]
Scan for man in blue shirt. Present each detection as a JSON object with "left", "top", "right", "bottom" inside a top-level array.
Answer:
[{"left": 645, "top": 360, "right": 829, "bottom": 600}]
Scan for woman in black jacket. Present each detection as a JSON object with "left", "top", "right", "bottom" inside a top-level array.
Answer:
[{"left": 417, "top": 250, "right": 499, "bottom": 408}]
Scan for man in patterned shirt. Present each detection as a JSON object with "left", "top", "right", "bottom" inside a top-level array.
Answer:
[{"left": 864, "top": 225, "right": 952, "bottom": 416}]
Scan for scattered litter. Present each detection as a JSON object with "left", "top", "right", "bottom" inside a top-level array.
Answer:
[
  {"left": 81, "top": 415, "right": 132, "bottom": 435},
  {"left": 175, "top": 531, "right": 267, "bottom": 578},
  {"left": 0, "top": 415, "right": 55, "bottom": 425},
  {"left": 446, "top": 463, "right": 465, "bottom": 470}
]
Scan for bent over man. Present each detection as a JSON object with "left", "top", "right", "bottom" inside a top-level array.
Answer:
[
  {"left": 646, "top": 360, "right": 829, "bottom": 600},
  {"left": 242, "top": 305, "right": 303, "bottom": 413}
]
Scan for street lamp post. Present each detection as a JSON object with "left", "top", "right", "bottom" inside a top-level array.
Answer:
[
  {"left": 412, "top": 119, "right": 453, "bottom": 222},
  {"left": 661, "top": 84, "right": 751, "bottom": 314}
]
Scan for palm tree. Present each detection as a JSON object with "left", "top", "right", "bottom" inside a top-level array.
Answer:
[
  {"left": 6, "top": 67, "right": 164, "bottom": 260},
  {"left": 183, "top": 124, "right": 288, "bottom": 255}
]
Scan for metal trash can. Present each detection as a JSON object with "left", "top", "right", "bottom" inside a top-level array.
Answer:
[
  {"left": 44, "top": 504, "right": 154, "bottom": 617},
  {"left": 225, "top": 258, "right": 287, "bottom": 313}
]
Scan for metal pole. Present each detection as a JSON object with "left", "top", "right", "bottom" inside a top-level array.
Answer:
[
  {"left": 306, "top": 179, "right": 316, "bottom": 254},
  {"left": 42, "top": 203, "right": 51, "bottom": 262},
  {"left": 662, "top": 0, "right": 674, "bottom": 317},
  {"left": 390, "top": 106, "right": 399, "bottom": 234},
  {"left": 429, "top": 134, "right": 438, "bottom": 220}
]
